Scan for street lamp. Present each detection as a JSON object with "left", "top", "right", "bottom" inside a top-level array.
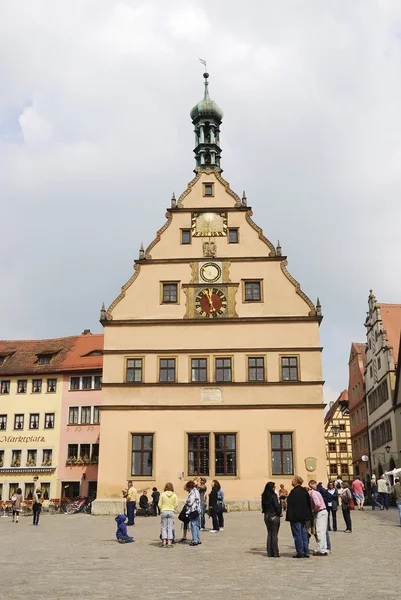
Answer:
[
  {"left": 385, "top": 444, "right": 391, "bottom": 454},
  {"left": 331, "top": 425, "right": 340, "bottom": 436}
]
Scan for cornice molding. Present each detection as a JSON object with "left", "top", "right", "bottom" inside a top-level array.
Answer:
[
  {"left": 102, "top": 380, "right": 324, "bottom": 388},
  {"left": 103, "top": 315, "right": 322, "bottom": 327},
  {"left": 100, "top": 403, "right": 325, "bottom": 411},
  {"left": 177, "top": 171, "right": 202, "bottom": 208},
  {"left": 145, "top": 211, "right": 173, "bottom": 260},
  {"left": 280, "top": 260, "right": 317, "bottom": 317},
  {"left": 102, "top": 346, "right": 323, "bottom": 355},
  {"left": 105, "top": 263, "right": 142, "bottom": 319},
  {"left": 245, "top": 210, "right": 276, "bottom": 257}
]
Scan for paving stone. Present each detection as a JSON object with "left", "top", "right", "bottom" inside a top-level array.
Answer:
[{"left": 0, "top": 507, "right": 400, "bottom": 599}]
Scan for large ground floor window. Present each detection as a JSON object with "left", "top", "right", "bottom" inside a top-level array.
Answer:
[
  {"left": 187, "top": 433, "right": 237, "bottom": 477},
  {"left": 132, "top": 434, "right": 153, "bottom": 477},
  {"left": 271, "top": 433, "right": 294, "bottom": 475}
]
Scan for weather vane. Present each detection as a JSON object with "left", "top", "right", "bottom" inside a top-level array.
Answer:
[{"left": 199, "top": 58, "right": 207, "bottom": 73}]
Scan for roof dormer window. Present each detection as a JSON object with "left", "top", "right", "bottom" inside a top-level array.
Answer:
[{"left": 38, "top": 354, "right": 52, "bottom": 365}]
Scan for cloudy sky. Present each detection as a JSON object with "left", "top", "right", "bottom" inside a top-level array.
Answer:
[{"left": 2, "top": 0, "right": 401, "bottom": 403}]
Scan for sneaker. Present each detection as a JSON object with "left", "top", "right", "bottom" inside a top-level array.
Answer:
[
  {"left": 219, "top": 528, "right": 224, "bottom": 531},
  {"left": 292, "top": 554, "right": 304, "bottom": 558},
  {"left": 344, "top": 530, "right": 352, "bottom": 533},
  {"left": 313, "top": 552, "right": 328, "bottom": 556},
  {"left": 189, "top": 542, "right": 199, "bottom": 546},
  {"left": 209, "top": 530, "right": 218, "bottom": 533},
  {"left": 200, "top": 528, "right": 206, "bottom": 531}
]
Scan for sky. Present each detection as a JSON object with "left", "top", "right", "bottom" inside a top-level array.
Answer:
[{"left": 2, "top": 0, "right": 401, "bottom": 405}]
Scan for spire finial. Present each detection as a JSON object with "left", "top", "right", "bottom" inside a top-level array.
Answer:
[
  {"left": 242, "top": 191, "right": 247, "bottom": 207},
  {"left": 139, "top": 243, "right": 145, "bottom": 260},
  {"left": 316, "top": 297, "right": 322, "bottom": 316},
  {"left": 100, "top": 302, "right": 106, "bottom": 321},
  {"left": 199, "top": 58, "right": 209, "bottom": 99},
  {"left": 276, "top": 240, "right": 282, "bottom": 256},
  {"left": 171, "top": 192, "right": 177, "bottom": 209}
]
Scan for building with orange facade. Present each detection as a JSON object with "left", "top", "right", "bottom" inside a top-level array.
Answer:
[
  {"left": 93, "top": 72, "right": 327, "bottom": 514},
  {"left": 348, "top": 343, "right": 369, "bottom": 479}
]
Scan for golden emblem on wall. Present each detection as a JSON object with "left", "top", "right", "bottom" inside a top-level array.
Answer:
[
  {"left": 192, "top": 212, "right": 227, "bottom": 237},
  {"left": 305, "top": 457, "right": 317, "bottom": 472}
]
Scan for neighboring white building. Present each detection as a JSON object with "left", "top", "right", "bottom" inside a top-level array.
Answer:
[{"left": 365, "top": 291, "right": 401, "bottom": 476}]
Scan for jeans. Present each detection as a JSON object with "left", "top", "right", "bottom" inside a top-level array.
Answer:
[
  {"left": 264, "top": 514, "right": 280, "bottom": 557},
  {"left": 153, "top": 502, "right": 160, "bottom": 517},
  {"left": 380, "top": 493, "right": 389, "bottom": 509},
  {"left": 33, "top": 507, "right": 41, "bottom": 526},
  {"left": 327, "top": 507, "right": 337, "bottom": 531},
  {"left": 342, "top": 507, "right": 352, "bottom": 531},
  {"left": 371, "top": 493, "right": 383, "bottom": 510},
  {"left": 315, "top": 509, "right": 328, "bottom": 553},
  {"left": 290, "top": 521, "right": 309, "bottom": 556},
  {"left": 396, "top": 500, "right": 401, "bottom": 525},
  {"left": 161, "top": 510, "right": 174, "bottom": 540},
  {"left": 190, "top": 516, "right": 200, "bottom": 543},
  {"left": 201, "top": 501, "right": 206, "bottom": 529},
  {"left": 126, "top": 501, "right": 136, "bottom": 525},
  {"left": 209, "top": 507, "right": 220, "bottom": 531},
  {"left": 218, "top": 510, "right": 224, "bottom": 528}
]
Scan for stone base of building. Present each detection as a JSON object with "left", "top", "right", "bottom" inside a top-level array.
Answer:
[{"left": 91, "top": 498, "right": 261, "bottom": 515}]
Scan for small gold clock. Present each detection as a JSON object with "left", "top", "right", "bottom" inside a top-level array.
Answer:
[{"left": 200, "top": 262, "right": 221, "bottom": 283}]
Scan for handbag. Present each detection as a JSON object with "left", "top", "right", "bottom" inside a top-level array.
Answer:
[
  {"left": 178, "top": 505, "right": 189, "bottom": 523},
  {"left": 189, "top": 509, "right": 200, "bottom": 520}
]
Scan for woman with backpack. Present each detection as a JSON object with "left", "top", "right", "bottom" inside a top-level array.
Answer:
[{"left": 11, "top": 488, "right": 23, "bottom": 523}]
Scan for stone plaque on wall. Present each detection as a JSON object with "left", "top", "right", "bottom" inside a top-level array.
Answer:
[{"left": 201, "top": 388, "right": 222, "bottom": 403}]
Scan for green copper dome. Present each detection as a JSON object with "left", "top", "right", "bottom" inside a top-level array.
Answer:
[{"left": 190, "top": 73, "right": 223, "bottom": 121}]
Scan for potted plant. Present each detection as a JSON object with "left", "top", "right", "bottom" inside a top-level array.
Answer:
[{"left": 83, "top": 455, "right": 90, "bottom": 465}]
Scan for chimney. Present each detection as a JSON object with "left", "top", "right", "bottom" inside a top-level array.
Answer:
[{"left": 82, "top": 329, "right": 91, "bottom": 335}]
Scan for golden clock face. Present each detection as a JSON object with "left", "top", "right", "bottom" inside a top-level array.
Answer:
[
  {"left": 200, "top": 262, "right": 221, "bottom": 283},
  {"left": 191, "top": 212, "right": 227, "bottom": 237},
  {"left": 195, "top": 288, "right": 227, "bottom": 318}
]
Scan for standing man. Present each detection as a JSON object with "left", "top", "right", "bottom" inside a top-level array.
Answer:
[
  {"left": 351, "top": 476, "right": 365, "bottom": 511},
  {"left": 377, "top": 475, "right": 389, "bottom": 510},
  {"left": 286, "top": 475, "right": 313, "bottom": 559},
  {"left": 198, "top": 477, "right": 208, "bottom": 531},
  {"left": 308, "top": 480, "right": 329, "bottom": 556},
  {"left": 393, "top": 478, "right": 401, "bottom": 526},
  {"left": 124, "top": 480, "right": 137, "bottom": 526}
]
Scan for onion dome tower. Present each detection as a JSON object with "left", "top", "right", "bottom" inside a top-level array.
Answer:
[{"left": 190, "top": 72, "right": 223, "bottom": 170}]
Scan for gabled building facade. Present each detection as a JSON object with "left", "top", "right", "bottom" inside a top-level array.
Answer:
[
  {"left": 93, "top": 72, "right": 326, "bottom": 513},
  {"left": 348, "top": 342, "right": 369, "bottom": 479},
  {"left": 365, "top": 292, "right": 401, "bottom": 476},
  {"left": 324, "top": 391, "right": 353, "bottom": 483}
]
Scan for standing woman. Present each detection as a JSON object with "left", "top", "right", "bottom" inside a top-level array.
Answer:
[
  {"left": 278, "top": 484, "right": 288, "bottom": 511},
  {"left": 32, "top": 489, "right": 43, "bottom": 526},
  {"left": 185, "top": 481, "right": 201, "bottom": 546},
  {"left": 158, "top": 482, "right": 178, "bottom": 547},
  {"left": 341, "top": 482, "right": 352, "bottom": 533},
  {"left": 217, "top": 484, "right": 225, "bottom": 531},
  {"left": 261, "top": 482, "right": 282, "bottom": 557},
  {"left": 326, "top": 481, "right": 338, "bottom": 531},
  {"left": 11, "top": 488, "right": 23, "bottom": 523},
  {"left": 208, "top": 480, "right": 220, "bottom": 533}
]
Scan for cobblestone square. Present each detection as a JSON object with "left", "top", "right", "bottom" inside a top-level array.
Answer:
[{"left": 1, "top": 508, "right": 400, "bottom": 600}]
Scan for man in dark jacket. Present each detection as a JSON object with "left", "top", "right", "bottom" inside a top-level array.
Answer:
[{"left": 286, "top": 475, "right": 313, "bottom": 558}]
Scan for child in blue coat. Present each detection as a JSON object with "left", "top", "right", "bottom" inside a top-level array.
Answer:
[{"left": 115, "top": 514, "right": 134, "bottom": 543}]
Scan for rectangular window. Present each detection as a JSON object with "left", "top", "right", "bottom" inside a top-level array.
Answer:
[
  {"left": 91, "top": 443, "right": 99, "bottom": 464},
  {"left": 191, "top": 358, "right": 208, "bottom": 383},
  {"left": 42, "top": 449, "right": 52, "bottom": 466},
  {"left": 80, "top": 443, "right": 90, "bottom": 462},
  {"left": 0, "top": 380, "right": 10, "bottom": 394},
  {"left": 328, "top": 442, "right": 336, "bottom": 452},
  {"left": 159, "top": 358, "right": 176, "bottom": 382},
  {"left": 339, "top": 442, "right": 347, "bottom": 452},
  {"left": 271, "top": 433, "right": 294, "bottom": 475},
  {"left": 26, "top": 449, "right": 37, "bottom": 466},
  {"left": 248, "top": 357, "right": 265, "bottom": 382},
  {"left": 215, "top": 434, "right": 237, "bottom": 476},
  {"left": 45, "top": 413, "right": 54, "bottom": 429},
  {"left": 14, "top": 414, "right": 24, "bottom": 430},
  {"left": 24, "top": 482, "right": 35, "bottom": 500},
  {"left": 378, "top": 357, "right": 381, "bottom": 370},
  {"left": 329, "top": 464, "right": 338, "bottom": 476},
  {"left": 0, "top": 415, "right": 7, "bottom": 430},
  {"left": 369, "top": 366, "right": 373, "bottom": 378},
  {"left": 38, "top": 355, "right": 51, "bottom": 365},
  {"left": 131, "top": 434, "right": 153, "bottom": 476},
  {"left": 215, "top": 357, "right": 232, "bottom": 382},
  {"left": 94, "top": 375, "right": 102, "bottom": 389},
  {"left": 41, "top": 482, "right": 50, "bottom": 500},
  {"left": 162, "top": 283, "right": 178, "bottom": 304},
  {"left": 204, "top": 183, "right": 214, "bottom": 196},
  {"left": 32, "top": 379, "right": 42, "bottom": 393},
  {"left": 93, "top": 406, "right": 100, "bottom": 425},
  {"left": 339, "top": 424, "right": 345, "bottom": 431},
  {"left": 82, "top": 376, "right": 92, "bottom": 390},
  {"left": 67, "top": 444, "right": 78, "bottom": 460},
  {"left": 47, "top": 378, "right": 57, "bottom": 393},
  {"left": 68, "top": 407, "right": 79, "bottom": 425},
  {"left": 127, "top": 358, "right": 143, "bottom": 383},
  {"left": 341, "top": 463, "right": 349, "bottom": 474},
  {"left": 188, "top": 434, "right": 209, "bottom": 476},
  {"left": 0, "top": 450, "right": 4, "bottom": 468},
  {"left": 281, "top": 357, "right": 299, "bottom": 381},
  {"left": 11, "top": 450, "right": 21, "bottom": 467},
  {"left": 228, "top": 228, "right": 239, "bottom": 244},
  {"left": 181, "top": 229, "right": 191, "bottom": 244},
  {"left": 29, "top": 414, "right": 39, "bottom": 430},
  {"left": 70, "top": 377, "right": 80, "bottom": 390},
  {"left": 244, "top": 281, "right": 261, "bottom": 302},
  {"left": 17, "top": 380, "right": 27, "bottom": 394},
  {"left": 81, "top": 407, "right": 91, "bottom": 425}
]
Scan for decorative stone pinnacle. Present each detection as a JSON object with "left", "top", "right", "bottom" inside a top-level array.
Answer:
[
  {"left": 100, "top": 302, "right": 106, "bottom": 321},
  {"left": 276, "top": 240, "right": 282, "bottom": 256},
  {"left": 139, "top": 243, "right": 145, "bottom": 259},
  {"left": 242, "top": 191, "right": 247, "bottom": 207},
  {"left": 171, "top": 192, "right": 176, "bottom": 209},
  {"left": 316, "top": 297, "right": 322, "bottom": 316}
]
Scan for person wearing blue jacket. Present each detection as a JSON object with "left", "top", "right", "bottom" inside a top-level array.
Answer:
[{"left": 115, "top": 514, "right": 134, "bottom": 544}]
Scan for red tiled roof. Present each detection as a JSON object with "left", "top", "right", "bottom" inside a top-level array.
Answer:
[
  {"left": 0, "top": 334, "right": 103, "bottom": 375},
  {"left": 324, "top": 390, "right": 348, "bottom": 424},
  {"left": 378, "top": 304, "right": 401, "bottom": 364},
  {"left": 350, "top": 342, "right": 366, "bottom": 367}
]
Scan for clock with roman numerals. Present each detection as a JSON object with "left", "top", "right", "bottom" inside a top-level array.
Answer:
[{"left": 195, "top": 288, "right": 227, "bottom": 318}]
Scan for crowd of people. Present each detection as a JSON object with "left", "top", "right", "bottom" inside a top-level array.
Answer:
[
  {"left": 117, "top": 477, "right": 226, "bottom": 546},
  {"left": 261, "top": 474, "right": 401, "bottom": 558}
]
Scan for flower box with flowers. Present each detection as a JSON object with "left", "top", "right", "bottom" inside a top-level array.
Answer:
[
  {"left": 66, "top": 456, "right": 77, "bottom": 466},
  {"left": 26, "top": 458, "right": 36, "bottom": 467},
  {"left": 90, "top": 457, "right": 99, "bottom": 465},
  {"left": 11, "top": 459, "right": 21, "bottom": 467}
]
